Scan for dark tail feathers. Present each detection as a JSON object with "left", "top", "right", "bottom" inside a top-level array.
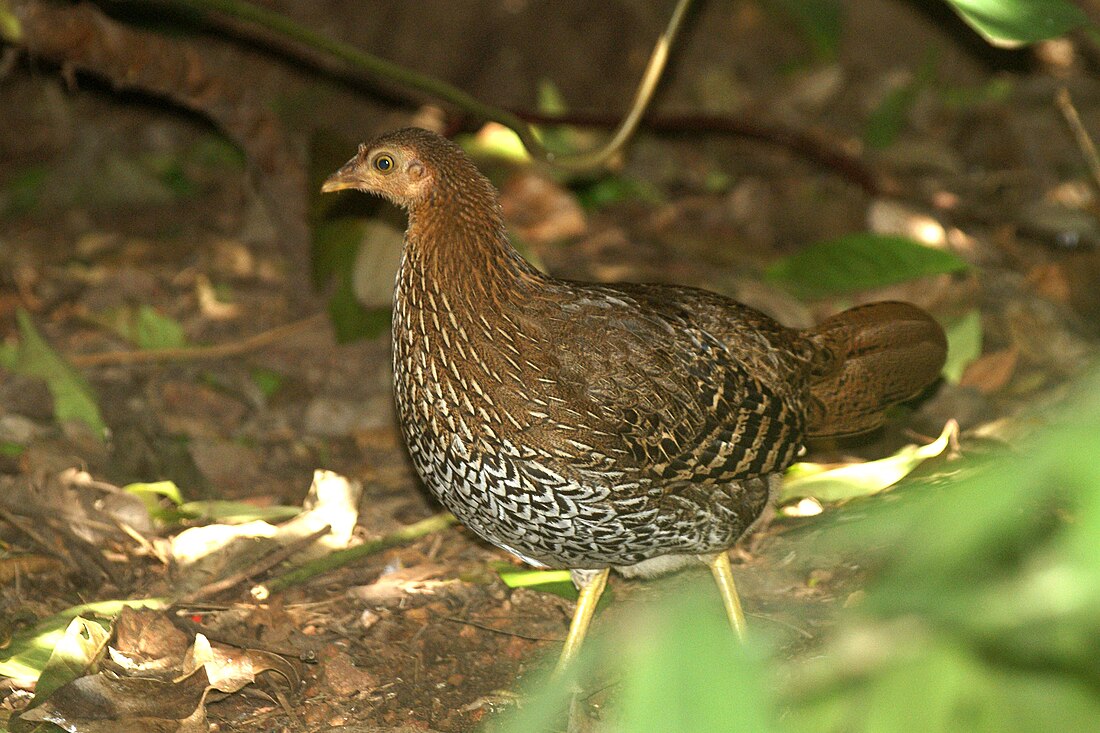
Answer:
[{"left": 805, "top": 301, "right": 947, "bottom": 438}]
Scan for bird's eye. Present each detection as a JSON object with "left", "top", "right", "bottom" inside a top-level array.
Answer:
[{"left": 374, "top": 154, "right": 395, "bottom": 173}]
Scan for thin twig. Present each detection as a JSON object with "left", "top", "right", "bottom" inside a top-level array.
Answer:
[
  {"left": 68, "top": 313, "right": 326, "bottom": 368},
  {"left": 1055, "top": 87, "right": 1100, "bottom": 193},
  {"left": 252, "top": 512, "right": 458, "bottom": 599},
  {"left": 167, "top": 606, "right": 312, "bottom": 659},
  {"left": 443, "top": 616, "right": 562, "bottom": 643},
  {"left": 179, "top": 524, "right": 332, "bottom": 602}
]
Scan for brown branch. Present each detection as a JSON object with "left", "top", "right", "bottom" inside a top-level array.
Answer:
[
  {"left": 252, "top": 512, "right": 458, "bottom": 600},
  {"left": 68, "top": 313, "right": 327, "bottom": 368},
  {"left": 507, "top": 109, "right": 891, "bottom": 196}
]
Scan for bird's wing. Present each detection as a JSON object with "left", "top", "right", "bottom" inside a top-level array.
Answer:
[{"left": 516, "top": 281, "right": 809, "bottom": 487}]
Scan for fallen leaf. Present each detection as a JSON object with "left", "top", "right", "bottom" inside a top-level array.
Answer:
[{"left": 780, "top": 421, "right": 956, "bottom": 504}]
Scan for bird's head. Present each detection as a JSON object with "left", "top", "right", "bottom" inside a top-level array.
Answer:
[{"left": 321, "top": 128, "right": 443, "bottom": 209}]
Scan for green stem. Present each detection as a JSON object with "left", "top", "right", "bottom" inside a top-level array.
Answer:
[{"left": 251, "top": 512, "right": 457, "bottom": 599}]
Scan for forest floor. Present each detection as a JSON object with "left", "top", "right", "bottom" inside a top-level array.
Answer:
[{"left": 2, "top": 1, "right": 1099, "bottom": 731}]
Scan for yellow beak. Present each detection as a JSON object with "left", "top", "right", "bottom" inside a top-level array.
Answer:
[{"left": 321, "top": 162, "right": 361, "bottom": 193}]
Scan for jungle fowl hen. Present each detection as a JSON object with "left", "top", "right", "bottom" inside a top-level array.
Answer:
[{"left": 322, "top": 128, "right": 947, "bottom": 671}]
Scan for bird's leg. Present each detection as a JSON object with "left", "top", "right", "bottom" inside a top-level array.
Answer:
[
  {"left": 706, "top": 552, "right": 746, "bottom": 642},
  {"left": 553, "top": 568, "right": 610, "bottom": 677}
]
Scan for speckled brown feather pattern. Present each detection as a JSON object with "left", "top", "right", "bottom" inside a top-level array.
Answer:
[{"left": 326, "top": 128, "right": 947, "bottom": 573}]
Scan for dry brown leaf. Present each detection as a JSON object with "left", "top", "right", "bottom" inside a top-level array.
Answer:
[{"left": 959, "top": 347, "right": 1019, "bottom": 394}]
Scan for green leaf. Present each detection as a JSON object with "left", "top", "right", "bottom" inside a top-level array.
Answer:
[
  {"left": 500, "top": 586, "right": 772, "bottom": 733},
  {"left": 0, "top": 441, "right": 24, "bottom": 458},
  {"left": 309, "top": 128, "right": 363, "bottom": 222},
  {"left": 0, "top": 341, "right": 15, "bottom": 370},
  {"left": 865, "top": 56, "right": 938, "bottom": 150},
  {"left": 32, "top": 618, "right": 111, "bottom": 704},
  {"left": 328, "top": 283, "right": 391, "bottom": 343},
  {"left": 249, "top": 367, "right": 284, "bottom": 398},
  {"left": 615, "top": 593, "right": 771, "bottom": 733},
  {"left": 498, "top": 568, "right": 577, "bottom": 600},
  {"left": 573, "top": 175, "right": 661, "bottom": 211},
  {"left": 943, "top": 308, "right": 983, "bottom": 383},
  {"left": 94, "top": 305, "right": 186, "bottom": 350},
  {"left": 456, "top": 125, "right": 531, "bottom": 164},
  {"left": 944, "top": 0, "right": 1089, "bottom": 48},
  {"left": 0, "top": 599, "right": 166, "bottom": 683},
  {"left": 177, "top": 500, "right": 301, "bottom": 524},
  {"left": 3, "top": 165, "right": 48, "bottom": 216},
  {"left": 123, "top": 479, "right": 183, "bottom": 508},
  {"left": 0, "top": 0, "right": 23, "bottom": 43},
  {"left": 780, "top": 421, "right": 955, "bottom": 503},
  {"left": 311, "top": 218, "right": 393, "bottom": 342},
  {"left": 127, "top": 305, "right": 187, "bottom": 350},
  {"left": 537, "top": 79, "right": 569, "bottom": 116},
  {"left": 765, "top": 234, "right": 968, "bottom": 299},
  {"left": 8, "top": 309, "right": 105, "bottom": 437},
  {"left": 764, "top": 0, "right": 842, "bottom": 59}
]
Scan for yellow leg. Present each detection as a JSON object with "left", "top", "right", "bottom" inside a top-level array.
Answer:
[
  {"left": 553, "top": 568, "right": 610, "bottom": 677},
  {"left": 707, "top": 552, "right": 746, "bottom": 642}
]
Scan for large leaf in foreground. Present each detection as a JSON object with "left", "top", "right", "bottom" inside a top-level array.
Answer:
[{"left": 944, "top": 0, "right": 1088, "bottom": 48}]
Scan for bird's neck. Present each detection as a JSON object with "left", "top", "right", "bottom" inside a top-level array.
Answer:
[{"left": 400, "top": 173, "right": 544, "bottom": 310}]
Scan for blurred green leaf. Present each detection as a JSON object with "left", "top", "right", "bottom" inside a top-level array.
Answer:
[
  {"left": 864, "top": 57, "right": 937, "bottom": 150},
  {"left": 781, "top": 421, "right": 954, "bottom": 503},
  {"left": 457, "top": 125, "right": 532, "bottom": 164},
  {"left": 187, "top": 134, "right": 245, "bottom": 170},
  {"left": 177, "top": 500, "right": 301, "bottom": 524},
  {"left": 3, "top": 165, "right": 48, "bottom": 216},
  {"left": 501, "top": 585, "right": 772, "bottom": 733},
  {"left": 249, "top": 367, "right": 284, "bottom": 398},
  {"left": 0, "top": 441, "right": 24, "bottom": 458},
  {"left": 6, "top": 310, "right": 105, "bottom": 437},
  {"left": 782, "top": 366, "right": 1100, "bottom": 731},
  {"left": 124, "top": 481, "right": 185, "bottom": 523},
  {"left": 943, "top": 308, "right": 983, "bottom": 383},
  {"left": 944, "top": 0, "right": 1089, "bottom": 48},
  {"left": 312, "top": 218, "right": 392, "bottom": 342},
  {"left": 765, "top": 234, "right": 968, "bottom": 299},
  {"left": 537, "top": 79, "right": 568, "bottom": 116},
  {"left": 534, "top": 79, "right": 577, "bottom": 156},
  {"left": 101, "top": 305, "right": 187, "bottom": 350},
  {"left": 785, "top": 636, "right": 1100, "bottom": 733},
  {"left": 124, "top": 480, "right": 184, "bottom": 505},
  {"left": 328, "top": 282, "right": 391, "bottom": 343},
  {"left": 312, "top": 131, "right": 398, "bottom": 343},
  {"left": 942, "top": 77, "right": 1014, "bottom": 109},
  {"left": 142, "top": 153, "right": 197, "bottom": 198},
  {"left": 764, "top": 0, "right": 841, "bottom": 59},
  {"left": 573, "top": 175, "right": 661, "bottom": 211},
  {"left": 0, "top": 599, "right": 166, "bottom": 684},
  {"left": 32, "top": 618, "right": 110, "bottom": 704},
  {"left": 0, "top": 342, "right": 14, "bottom": 370},
  {"left": 0, "top": 0, "right": 23, "bottom": 43}
]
